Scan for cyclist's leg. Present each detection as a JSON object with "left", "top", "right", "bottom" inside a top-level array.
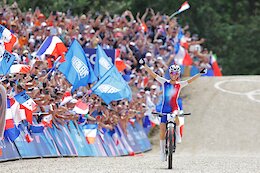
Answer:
[
  {"left": 176, "top": 116, "right": 184, "bottom": 144},
  {"left": 176, "top": 99, "right": 184, "bottom": 144},
  {"left": 160, "top": 115, "right": 167, "bottom": 161}
]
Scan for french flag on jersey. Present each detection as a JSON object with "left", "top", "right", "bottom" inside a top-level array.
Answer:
[
  {"left": 14, "top": 90, "right": 37, "bottom": 111},
  {"left": 36, "top": 36, "right": 67, "bottom": 62},
  {"left": 0, "top": 24, "right": 17, "bottom": 53},
  {"left": 10, "top": 64, "right": 31, "bottom": 74},
  {"left": 83, "top": 124, "right": 98, "bottom": 144},
  {"left": 4, "top": 98, "right": 20, "bottom": 142}
]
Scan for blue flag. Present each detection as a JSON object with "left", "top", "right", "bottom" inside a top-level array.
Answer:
[
  {"left": 91, "top": 66, "right": 132, "bottom": 104},
  {"left": 29, "top": 125, "right": 44, "bottom": 133},
  {"left": 58, "top": 40, "right": 97, "bottom": 91},
  {"left": 94, "top": 45, "right": 113, "bottom": 78},
  {"left": 0, "top": 50, "right": 15, "bottom": 75}
]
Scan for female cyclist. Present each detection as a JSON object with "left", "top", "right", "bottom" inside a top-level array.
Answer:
[{"left": 139, "top": 58, "right": 207, "bottom": 161}]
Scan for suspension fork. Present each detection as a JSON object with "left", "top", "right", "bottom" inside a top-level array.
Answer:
[{"left": 165, "top": 122, "right": 176, "bottom": 154}]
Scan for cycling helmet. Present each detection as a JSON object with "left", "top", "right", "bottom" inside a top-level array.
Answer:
[{"left": 168, "top": 64, "right": 181, "bottom": 74}]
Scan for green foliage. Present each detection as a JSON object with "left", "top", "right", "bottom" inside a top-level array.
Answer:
[{"left": 5, "top": 0, "right": 260, "bottom": 75}]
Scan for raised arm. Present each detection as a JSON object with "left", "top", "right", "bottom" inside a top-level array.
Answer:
[
  {"left": 186, "top": 68, "right": 207, "bottom": 84},
  {"left": 139, "top": 58, "right": 158, "bottom": 79},
  {"left": 141, "top": 8, "right": 149, "bottom": 23}
]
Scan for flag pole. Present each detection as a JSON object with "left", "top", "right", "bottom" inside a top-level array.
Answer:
[{"left": 169, "top": 11, "right": 179, "bottom": 19}]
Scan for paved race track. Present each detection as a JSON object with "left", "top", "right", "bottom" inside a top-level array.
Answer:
[
  {"left": 0, "top": 148, "right": 259, "bottom": 173},
  {"left": 1, "top": 76, "right": 260, "bottom": 173}
]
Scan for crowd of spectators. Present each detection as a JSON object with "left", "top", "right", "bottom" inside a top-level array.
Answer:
[{"left": 0, "top": 2, "right": 217, "bottom": 134}]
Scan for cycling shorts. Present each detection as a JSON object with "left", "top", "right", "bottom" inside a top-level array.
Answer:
[{"left": 160, "top": 114, "right": 167, "bottom": 123}]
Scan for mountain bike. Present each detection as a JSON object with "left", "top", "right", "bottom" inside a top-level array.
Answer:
[{"left": 153, "top": 111, "right": 191, "bottom": 169}]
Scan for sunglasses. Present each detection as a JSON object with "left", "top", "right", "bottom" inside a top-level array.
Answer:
[{"left": 170, "top": 71, "right": 180, "bottom": 75}]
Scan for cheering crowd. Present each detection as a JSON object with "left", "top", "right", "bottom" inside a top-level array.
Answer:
[{"left": 0, "top": 2, "right": 220, "bottom": 135}]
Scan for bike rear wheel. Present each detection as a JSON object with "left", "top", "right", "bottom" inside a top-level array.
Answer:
[{"left": 168, "top": 126, "right": 173, "bottom": 169}]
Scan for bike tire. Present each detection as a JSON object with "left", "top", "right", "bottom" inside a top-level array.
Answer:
[{"left": 168, "top": 126, "right": 173, "bottom": 169}]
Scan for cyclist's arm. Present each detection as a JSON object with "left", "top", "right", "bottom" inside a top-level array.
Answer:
[
  {"left": 143, "top": 64, "right": 158, "bottom": 79},
  {"left": 186, "top": 73, "right": 201, "bottom": 84},
  {"left": 144, "top": 64, "right": 167, "bottom": 84}
]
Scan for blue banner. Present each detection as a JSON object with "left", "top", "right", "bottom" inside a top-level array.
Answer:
[
  {"left": 84, "top": 47, "right": 115, "bottom": 67},
  {"left": 1, "top": 120, "right": 153, "bottom": 161},
  {"left": 133, "top": 122, "right": 152, "bottom": 152},
  {"left": 67, "top": 121, "right": 91, "bottom": 156},
  {"left": 14, "top": 130, "right": 42, "bottom": 158},
  {"left": 0, "top": 138, "right": 20, "bottom": 161},
  {"left": 126, "top": 123, "right": 142, "bottom": 154}
]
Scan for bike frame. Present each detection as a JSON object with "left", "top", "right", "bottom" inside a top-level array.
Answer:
[
  {"left": 165, "top": 113, "right": 177, "bottom": 152},
  {"left": 165, "top": 113, "right": 177, "bottom": 169}
]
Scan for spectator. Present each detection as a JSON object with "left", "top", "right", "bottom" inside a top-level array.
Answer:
[{"left": 0, "top": 4, "right": 219, "bottom": 136}]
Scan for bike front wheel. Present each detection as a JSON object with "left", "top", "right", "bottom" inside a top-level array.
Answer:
[{"left": 168, "top": 126, "right": 174, "bottom": 169}]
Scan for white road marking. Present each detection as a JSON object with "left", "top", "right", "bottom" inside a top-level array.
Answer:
[{"left": 214, "top": 79, "right": 260, "bottom": 103}]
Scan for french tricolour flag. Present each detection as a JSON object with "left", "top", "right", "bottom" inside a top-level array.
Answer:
[
  {"left": 41, "top": 114, "right": 53, "bottom": 128},
  {"left": 210, "top": 54, "right": 222, "bottom": 76},
  {"left": 73, "top": 100, "right": 89, "bottom": 115},
  {"left": 115, "top": 49, "right": 126, "bottom": 72},
  {"left": 174, "top": 46, "right": 193, "bottom": 66},
  {"left": 83, "top": 124, "right": 98, "bottom": 144},
  {"left": 5, "top": 98, "right": 16, "bottom": 130},
  {"left": 10, "top": 64, "right": 31, "bottom": 74},
  {"left": 60, "top": 91, "right": 73, "bottom": 106},
  {"left": 0, "top": 24, "right": 17, "bottom": 53},
  {"left": 128, "top": 118, "right": 136, "bottom": 126},
  {"left": 177, "top": 1, "right": 190, "bottom": 14},
  {"left": 4, "top": 98, "right": 20, "bottom": 142},
  {"left": 36, "top": 36, "right": 67, "bottom": 62},
  {"left": 14, "top": 90, "right": 37, "bottom": 111}
]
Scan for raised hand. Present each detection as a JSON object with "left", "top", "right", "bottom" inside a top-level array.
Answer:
[
  {"left": 139, "top": 58, "right": 145, "bottom": 66},
  {"left": 200, "top": 68, "right": 207, "bottom": 74}
]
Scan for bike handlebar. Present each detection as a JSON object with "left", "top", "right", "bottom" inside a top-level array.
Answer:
[{"left": 152, "top": 112, "right": 191, "bottom": 117}]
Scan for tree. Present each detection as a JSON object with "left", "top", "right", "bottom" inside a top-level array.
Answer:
[{"left": 5, "top": 0, "right": 260, "bottom": 75}]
